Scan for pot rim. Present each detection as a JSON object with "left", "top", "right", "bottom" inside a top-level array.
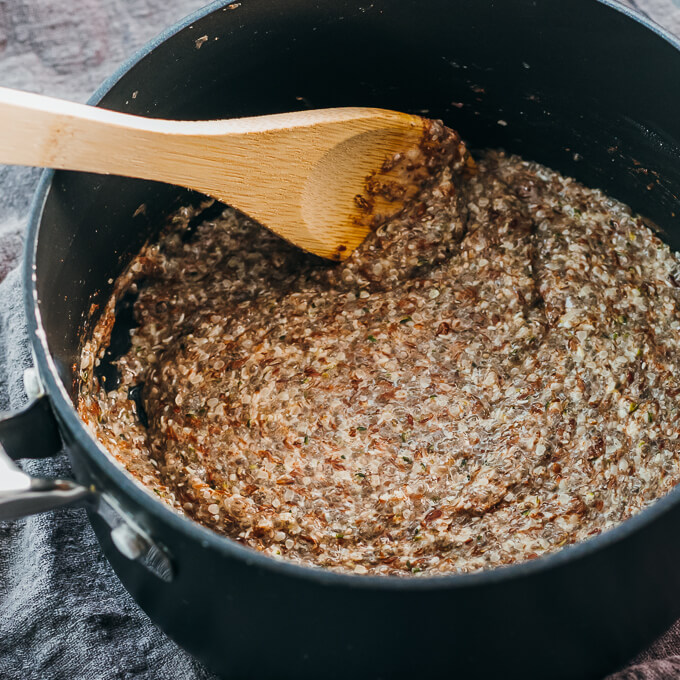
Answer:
[{"left": 22, "top": 0, "right": 680, "bottom": 591}]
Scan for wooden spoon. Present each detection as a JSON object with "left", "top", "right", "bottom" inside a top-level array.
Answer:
[{"left": 0, "top": 86, "right": 434, "bottom": 260}]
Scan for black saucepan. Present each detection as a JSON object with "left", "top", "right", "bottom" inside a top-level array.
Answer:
[{"left": 1, "top": 1, "right": 680, "bottom": 678}]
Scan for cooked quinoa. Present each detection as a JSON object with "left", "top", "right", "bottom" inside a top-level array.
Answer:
[{"left": 78, "top": 127, "right": 680, "bottom": 576}]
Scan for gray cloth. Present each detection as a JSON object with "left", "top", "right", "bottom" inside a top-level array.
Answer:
[{"left": 0, "top": 0, "right": 679, "bottom": 678}]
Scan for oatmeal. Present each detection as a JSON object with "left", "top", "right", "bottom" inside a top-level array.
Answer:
[{"left": 78, "top": 126, "right": 680, "bottom": 576}]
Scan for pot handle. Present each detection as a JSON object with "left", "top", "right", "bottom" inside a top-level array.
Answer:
[
  {"left": 0, "top": 374, "right": 174, "bottom": 580},
  {"left": 0, "top": 394, "right": 93, "bottom": 521},
  {"left": 0, "top": 449, "right": 92, "bottom": 521}
]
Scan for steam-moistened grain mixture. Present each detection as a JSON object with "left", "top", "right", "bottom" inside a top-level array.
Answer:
[{"left": 79, "top": 123, "right": 680, "bottom": 576}]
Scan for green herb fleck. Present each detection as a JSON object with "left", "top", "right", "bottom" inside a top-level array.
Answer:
[
  {"left": 341, "top": 454, "right": 346, "bottom": 460},
  {"left": 357, "top": 426, "right": 367, "bottom": 432},
  {"left": 356, "top": 472, "right": 366, "bottom": 478},
  {"left": 401, "top": 432, "right": 407, "bottom": 443},
  {"left": 246, "top": 419, "right": 251, "bottom": 427},
  {"left": 335, "top": 533, "right": 345, "bottom": 539},
  {"left": 368, "top": 335, "right": 377, "bottom": 343},
  {"left": 402, "top": 456, "right": 413, "bottom": 464},
  {"left": 629, "top": 402, "right": 639, "bottom": 414},
  {"left": 304, "top": 435, "right": 309, "bottom": 445},
  {"left": 400, "top": 316, "right": 412, "bottom": 324},
  {"left": 648, "top": 411, "right": 654, "bottom": 423}
]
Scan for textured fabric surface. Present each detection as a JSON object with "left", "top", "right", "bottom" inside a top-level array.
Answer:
[{"left": 0, "top": 1, "right": 679, "bottom": 678}]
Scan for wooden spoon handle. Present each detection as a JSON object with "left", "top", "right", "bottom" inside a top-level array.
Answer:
[
  {"left": 0, "top": 86, "right": 315, "bottom": 212},
  {"left": 0, "top": 86, "right": 192, "bottom": 182}
]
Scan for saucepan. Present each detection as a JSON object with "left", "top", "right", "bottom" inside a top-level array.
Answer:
[{"left": 1, "top": 1, "right": 680, "bottom": 678}]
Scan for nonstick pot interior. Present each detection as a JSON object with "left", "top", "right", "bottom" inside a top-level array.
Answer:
[
  {"left": 24, "top": 1, "right": 680, "bottom": 678},
  {"left": 32, "top": 0, "right": 680, "bottom": 402}
]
